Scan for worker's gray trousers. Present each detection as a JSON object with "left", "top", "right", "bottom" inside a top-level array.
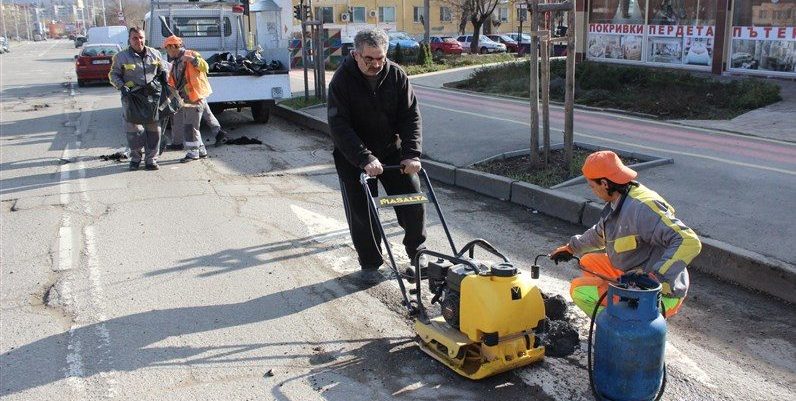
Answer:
[
  {"left": 124, "top": 120, "right": 161, "bottom": 164},
  {"left": 175, "top": 103, "right": 207, "bottom": 159},
  {"left": 169, "top": 99, "right": 220, "bottom": 145}
]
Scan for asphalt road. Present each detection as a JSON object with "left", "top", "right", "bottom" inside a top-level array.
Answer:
[
  {"left": 1, "top": 41, "right": 794, "bottom": 401},
  {"left": 407, "top": 78, "right": 796, "bottom": 266}
]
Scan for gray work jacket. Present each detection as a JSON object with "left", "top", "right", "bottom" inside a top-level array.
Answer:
[
  {"left": 108, "top": 46, "right": 165, "bottom": 90},
  {"left": 569, "top": 183, "right": 702, "bottom": 298}
]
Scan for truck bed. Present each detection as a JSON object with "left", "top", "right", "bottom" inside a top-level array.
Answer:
[{"left": 206, "top": 73, "right": 290, "bottom": 103}]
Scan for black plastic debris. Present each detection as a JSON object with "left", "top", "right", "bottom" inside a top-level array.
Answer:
[
  {"left": 225, "top": 136, "right": 262, "bottom": 145},
  {"left": 207, "top": 49, "right": 285, "bottom": 76},
  {"left": 99, "top": 152, "right": 129, "bottom": 161}
]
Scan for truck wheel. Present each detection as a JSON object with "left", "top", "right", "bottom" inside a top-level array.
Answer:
[
  {"left": 77, "top": 79, "right": 85, "bottom": 87},
  {"left": 251, "top": 101, "right": 271, "bottom": 124}
]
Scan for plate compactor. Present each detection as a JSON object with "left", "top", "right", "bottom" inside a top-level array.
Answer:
[{"left": 361, "top": 167, "right": 548, "bottom": 380}]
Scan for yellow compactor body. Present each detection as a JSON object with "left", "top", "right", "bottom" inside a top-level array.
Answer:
[{"left": 414, "top": 268, "right": 547, "bottom": 380}]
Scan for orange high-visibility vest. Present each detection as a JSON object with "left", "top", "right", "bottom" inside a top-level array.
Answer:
[{"left": 168, "top": 50, "right": 212, "bottom": 103}]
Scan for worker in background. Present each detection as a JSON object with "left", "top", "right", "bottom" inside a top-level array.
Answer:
[
  {"left": 163, "top": 35, "right": 212, "bottom": 162},
  {"left": 327, "top": 28, "right": 426, "bottom": 283},
  {"left": 550, "top": 151, "right": 702, "bottom": 318},
  {"left": 164, "top": 92, "right": 229, "bottom": 150},
  {"left": 109, "top": 26, "right": 166, "bottom": 170}
]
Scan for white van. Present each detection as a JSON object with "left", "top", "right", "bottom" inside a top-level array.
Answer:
[{"left": 86, "top": 26, "right": 128, "bottom": 49}]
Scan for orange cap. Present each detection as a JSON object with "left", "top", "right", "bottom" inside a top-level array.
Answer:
[
  {"left": 163, "top": 35, "right": 183, "bottom": 47},
  {"left": 582, "top": 151, "right": 637, "bottom": 184}
]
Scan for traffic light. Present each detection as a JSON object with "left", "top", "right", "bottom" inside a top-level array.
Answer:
[
  {"left": 302, "top": 4, "right": 311, "bottom": 21},
  {"left": 240, "top": 0, "right": 250, "bottom": 16},
  {"left": 293, "top": 4, "right": 302, "bottom": 21}
]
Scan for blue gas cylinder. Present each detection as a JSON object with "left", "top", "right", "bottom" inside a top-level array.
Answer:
[{"left": 593, "top": 276, "right": 666, "bottom": 401}]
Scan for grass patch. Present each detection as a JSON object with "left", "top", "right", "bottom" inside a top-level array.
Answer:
[
  {"left": 474, "top": 147, "right": 639, "bottom": 188},
  {"left": 404, "top": 53, "right": 520, "bottom": 76},
  {"left": 279, "top": 95, "right": 325, "bottom": 110},
  {"left": 448, "top": 60, "right": 782, "bottom": 119}
]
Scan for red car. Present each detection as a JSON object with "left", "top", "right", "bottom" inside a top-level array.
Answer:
[
  {"left": 487, "top": 34, "right": 520, "bottom": 53},
  {"left": 75, "top": 44, "right": 122, "bottom": 87},
  {"left": 428, "top": 36, "right": 463, "bottom": 55}
]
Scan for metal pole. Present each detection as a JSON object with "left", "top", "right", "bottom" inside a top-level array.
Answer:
[
  {"left": 529, "top": 0, "right": 540, "bottom": 165},
  {"left": 319, "top": 21, "right": 326, "bottom": 101},
  {"left": 100, "top": 0, "right": 106, "bottom": 26},
  {"left": 564, "top": 3, "right": 575, "bottom": 165},
  {"left": 12, "top": 1, "right": 19, "bottom": 39},
  {"left": 1, "top": 0, "right": 8, "bottom": 38},
  {"left": 23, "top": 5, "right": 30, "bottom": 40},
  {"left": 301, "top": 20, "right": 309, "bottom": 101},
  {"left": 541, "top": 17, "right": 550, "bottom": 165}
]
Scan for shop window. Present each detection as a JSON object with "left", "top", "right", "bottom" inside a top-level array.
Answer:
[
  {"left": 730, "top": 0, "right": 796, "bottom": 74},
  {"left": 352, "top": 7, "right": 366, "bottom": 23},
  {"left": 647, "top": 0, "right": 717, "bottom": 25},
  {"left": 414, "top": 6, "right": 425, "bottom": 23},
  {"left": 441, "top": 6, "right": 452, "bottom": 22},
  {"left": 588, "top": 0, "right": 647, "bottom": 24},
  {"left": 379, "top": 6, "right": 396, "bottom": 23}
]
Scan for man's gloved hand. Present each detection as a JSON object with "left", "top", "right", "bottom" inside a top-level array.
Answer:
[
  {"left": 549, "top": 244, "right": 574, "bottom": 265},
  {"left": 120, "top": 86, "right": 131, "bottom": 96},
  {"left": 364, "top": 158, "right": 383, "bottom": 177},
  {"left": 400, "top": 159, "right": 421, "bottom": 175}
]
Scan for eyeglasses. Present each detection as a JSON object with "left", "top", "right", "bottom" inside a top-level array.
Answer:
[{"left": 355, "top": 52, "right": 385, "bottom": 66}]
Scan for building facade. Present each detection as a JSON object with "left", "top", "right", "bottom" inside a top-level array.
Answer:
[
  {"left": 580, "top": 0, "right": 795, "bottom": 77},
  {"left": 290, "top": 0, "right": 534, "bottom": 38}
]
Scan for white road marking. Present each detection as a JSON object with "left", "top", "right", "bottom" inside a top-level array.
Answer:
[
  {"left": 422, "top": 103, "right": 796, "bottom": 176},
  {"left": 37, "top": 41, "right": 60, "bottom": 57}
]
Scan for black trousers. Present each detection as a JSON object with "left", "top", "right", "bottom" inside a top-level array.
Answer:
[{"left": 333, "top": 149, "right": 426, "bottom": 268}]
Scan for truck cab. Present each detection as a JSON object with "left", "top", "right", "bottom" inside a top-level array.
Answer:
[{"left": 144, "top": 0, "right": 291, "bottom": 123}]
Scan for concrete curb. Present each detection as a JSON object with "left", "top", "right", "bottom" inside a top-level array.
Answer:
[
  {"left": 273, "top": 101, "right": 796, "bottom": 305},
  {"left": 273, "top": 104, "right": 330, "bottom": 135}
]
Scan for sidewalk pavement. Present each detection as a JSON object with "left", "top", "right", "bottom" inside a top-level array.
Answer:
[{"left": 277, "top": 65, "right": 796, "bottom": 302}]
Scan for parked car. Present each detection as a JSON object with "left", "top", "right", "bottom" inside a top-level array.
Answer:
[
  {"left": 427, "top": 36, "right": 463, "bottom": 56},
  {"left": 340, "top": 36, "right": 354, "bottom": 58},
  {"left": 0, "top": 37, "right": 9, "bottom": 54},
  {"left": 387, "top": 31, "right": 420, "bottom": 63},
  {"left": 74, "top": 35, "right": 87, "bottom": 48},
  {"left": 486, "top": 34, "right": 520, "bottom": 53},
  {"left": 457, "top": 34, "right": 507, "bottom": 54},
  {"left": 33, "top": 34, "right": 44, "bottom": 42},
  {"left": 74, "top": 43, "right": 122, "bottom": 87}
]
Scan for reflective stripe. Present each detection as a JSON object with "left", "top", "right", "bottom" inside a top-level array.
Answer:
[{"left": 632, "top": 187, "right": 701, "bottom": 275}]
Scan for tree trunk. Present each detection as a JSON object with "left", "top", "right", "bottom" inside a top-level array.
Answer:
[{"left": 471, "top": 20, "right": 484, "bottom": 53}]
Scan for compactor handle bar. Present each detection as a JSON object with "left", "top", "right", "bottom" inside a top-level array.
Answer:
[
  {"left": 359, "top": 166, "right": 457, "bottom": 256},
  {"left": 457, "top": 239, "right": 510, "bottom": 262}
]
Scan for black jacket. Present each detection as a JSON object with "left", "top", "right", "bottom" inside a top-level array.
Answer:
[{"left": 327, "top": 55, "right": 422, "bottom": 169}]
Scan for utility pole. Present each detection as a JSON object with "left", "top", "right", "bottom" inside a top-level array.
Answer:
[{"left": 100, "top": 0, "right": 106, "bottom": 26}]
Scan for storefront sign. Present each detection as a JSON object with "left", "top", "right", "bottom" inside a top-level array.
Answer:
[
  {"left": 732, "top": 26, "right": 796, "bottom": 40},
  {"left": 588, "top": 23, "right": 644, "bottom": 35},
  {"left": 647, "top": 25, "right": 715, "bottom": 38}
]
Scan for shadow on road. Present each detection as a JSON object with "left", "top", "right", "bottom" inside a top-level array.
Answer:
[{"left": 0, "top": 271, "right": 375, "bottom": 397}]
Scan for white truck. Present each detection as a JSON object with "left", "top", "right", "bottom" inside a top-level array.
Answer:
[{"left": 144, "top": 0, "right": 291, "bottom": 123}]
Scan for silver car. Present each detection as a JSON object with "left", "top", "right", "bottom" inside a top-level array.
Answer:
[{"left": 456, "top": 35, "right": 507, "bottom": 54}]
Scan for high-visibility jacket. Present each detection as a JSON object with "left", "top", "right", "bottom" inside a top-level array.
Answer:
[
  {"left": 168, "top": 50, "right": 212, "bottom": 104},
  {"left": 568, "top": 182, "right": 702, "bottom": 297}
]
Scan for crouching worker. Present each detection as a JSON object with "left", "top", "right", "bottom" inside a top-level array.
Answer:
[
  {"left": 550, "top": 151, "right": 702, "bottom": 318},
  {"left": 163, "top": 35, "right": 212, "bottom": 162}
]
